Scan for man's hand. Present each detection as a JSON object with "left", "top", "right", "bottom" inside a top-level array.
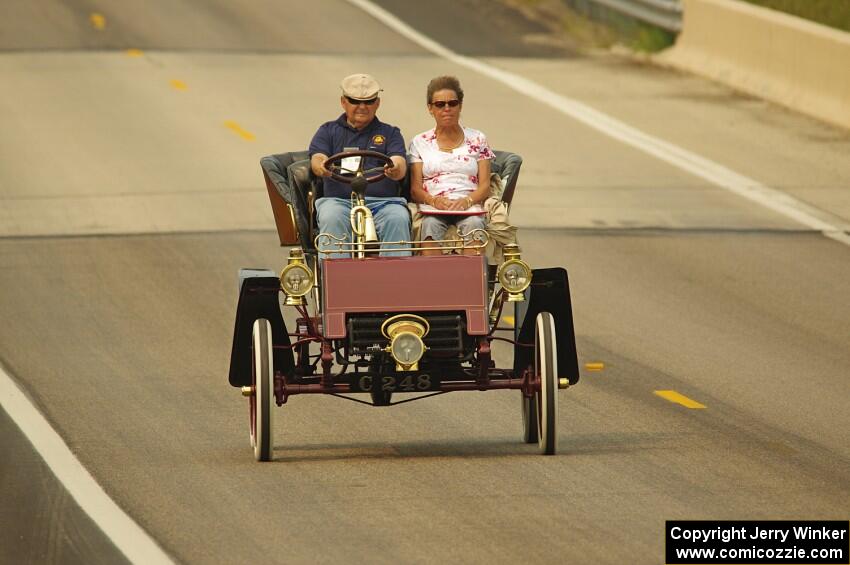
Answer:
[
  {"left": 311, "top": 153, "right": 331, "bottom": 178},
  {"left": 384, "top": 155, "right": 407, "bottom": 181},
  {"left": 383, "top": 162, "right": 399, "bottom": 180}
]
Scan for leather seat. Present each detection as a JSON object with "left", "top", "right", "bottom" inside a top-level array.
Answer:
[{"left": 261, "top": 150, "right": 522, "bottom": 250}]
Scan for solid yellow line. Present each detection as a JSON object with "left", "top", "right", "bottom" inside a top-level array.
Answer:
[
  {"left": 90, "top": 13, "right": 106, "bottom": 30},
  {"left": 654, "top": 390, "right": 706, "bottom": 409},
  {"left": 125, "top": 49, "right": 144, "bottom": 57},
  {"left": 224, "top": 121, "right": 256, "bottom": 141},
  {"left": 170, "top": 80, "right": 188, "bottom": 91}
]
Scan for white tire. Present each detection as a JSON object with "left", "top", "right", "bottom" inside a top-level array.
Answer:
[
  {"left": 251, "top": 319, "right": 275, "bottom": 461},
  {"left": 535, "top": 312, "right": 558, "bottom": 455}
]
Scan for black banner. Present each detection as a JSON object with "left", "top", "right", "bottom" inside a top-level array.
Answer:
[{"left": 666, "top": 521, "right": 849, "bottom": 564}]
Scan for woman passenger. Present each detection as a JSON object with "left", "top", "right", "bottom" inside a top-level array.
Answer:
[{"left": 408, "top": 76, "right": 494, "bottom": 256}]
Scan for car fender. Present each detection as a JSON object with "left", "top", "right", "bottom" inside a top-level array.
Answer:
[{"left": 228, "top": 269, "right": 294, "bottom": 387}]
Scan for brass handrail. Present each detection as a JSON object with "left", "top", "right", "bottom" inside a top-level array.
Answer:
[{"left": 314, "top": 229, "right": 489, "bottom": 255}]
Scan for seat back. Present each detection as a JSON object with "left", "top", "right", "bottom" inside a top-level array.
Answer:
[
  {"left": 491, "top": 151, "right": 522, "bottom": 205},
  {"left": 261, "top": 152, "right": 319, "bottom": 249}
]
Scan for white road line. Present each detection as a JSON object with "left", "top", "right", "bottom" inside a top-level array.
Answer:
[
  {"left": 0, "top": 364, "right": 175, "bottom": 565},
  {"left": 348, "top": 0, "right": 850, "bottom": 247}
]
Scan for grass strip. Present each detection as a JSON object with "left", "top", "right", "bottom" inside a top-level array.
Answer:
[{"left": 740, "top": 0, "right": 850, "bottom": 33}]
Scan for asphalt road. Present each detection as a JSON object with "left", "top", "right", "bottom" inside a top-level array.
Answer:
[{"left": 1, "top": 1, "right": 849, "bottom": 564}]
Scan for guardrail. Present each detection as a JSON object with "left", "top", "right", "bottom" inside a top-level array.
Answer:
[
  {"left": 660, "top": 0, "right": 850, "bottom": 130},
  {"left": 575, "top": 0, "right": 683, "bottom": 32}
]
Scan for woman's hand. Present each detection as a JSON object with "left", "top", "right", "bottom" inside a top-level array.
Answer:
[
  {"left": 432, "top": 195, "right": 449, "bottom": 210},
  {"left": 446, "top": 197, "right": 470, "bottom": 211},
  {"left": 430, "top": 196, "right": 473, "bottom": 210}
]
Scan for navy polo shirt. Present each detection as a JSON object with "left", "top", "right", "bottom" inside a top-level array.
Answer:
[{"left": 308, "top": 114, "right": 406, "bottom": 199}]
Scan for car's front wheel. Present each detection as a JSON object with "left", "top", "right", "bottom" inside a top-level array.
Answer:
[
  {"left": 535, "top": 312, "right": 558, "bottom": 455},
  {"left": 521, "top": 391, "right": 539, "bottom": 443},
  {"left": 250, "top": 319, "right": 275, "bottom": 461}
]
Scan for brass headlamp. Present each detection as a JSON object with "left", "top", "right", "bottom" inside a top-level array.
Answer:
[
  {"left": 381, "top": 314, "right": 430, "bottom": 372},
  {"left": 497, "top": 244, "right": 532, "bottom": 302},
  {"left": 279, "top": 248, "right": 314, "bottom": 305}
]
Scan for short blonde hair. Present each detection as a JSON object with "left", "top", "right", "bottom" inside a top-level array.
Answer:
[{"left": 426, "top": 76, "right": 464, "bottom": 104}]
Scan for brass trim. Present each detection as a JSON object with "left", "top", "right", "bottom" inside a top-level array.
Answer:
[
  {"left": 241, "top": 386, "right": 254, "bottom": 397},
  {"left": 381, "top": 315, "right": 429, "bottom": 372},
  {"left": 280, "top": 254, "right": 314, "bottom": 300},
  {"left": 489, "top": 288, "right": 507, "bottom": 324},
  {"left": 286, "top": 247, "right": 306, "bottom": 265},
  {"left": 502, "top": 243, "right": 521, "bottom": 261},
  {"left": 286, "top": 203, "right": 299, "bottom": 243},
  {"left": 381, "top": 313, "right": 430, "bottom": 339},
  {"left": 384, "top": 331, "right": 426, "bottom": 372},
  {"left": 497, "top": 258, "right": 532, "bottom": 295}
]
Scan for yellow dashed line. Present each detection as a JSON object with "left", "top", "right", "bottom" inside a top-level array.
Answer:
[
  {"left": 125, "top": 49, "right": 144, "bottom": 57},
  {"left": 502, "top": 315, "right": 514, "bottom": 327},
  {"left": 170, "top": 80, "right": 188, "bottom": 91},
  {"left": 585, "top": 362, "right": 605, "bottom": 371},
  {"left": 654, "top": 390, "right": 706, "bottom": 409},
  {"left": 90, "top": 13, "right": 106, "bottom": 30},
  {"left": 224, "top": 121, "right": 256, "bottom": 141}
]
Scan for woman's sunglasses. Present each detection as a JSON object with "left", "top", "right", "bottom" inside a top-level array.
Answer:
[
  {"left": 430, "top": 99, "right": 460, "bottom": 109},
  {"left": 345, "top": 96, "right": 378, "bottom": 106}
]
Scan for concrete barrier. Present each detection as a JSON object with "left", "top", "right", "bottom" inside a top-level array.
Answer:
[{"left": 656, "top": 0, "right": 850, "bottom": 130}]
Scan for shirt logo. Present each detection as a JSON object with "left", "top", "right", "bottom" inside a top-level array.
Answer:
[{"left": 371, "top": 134, "right": 385, "bottom": 145}]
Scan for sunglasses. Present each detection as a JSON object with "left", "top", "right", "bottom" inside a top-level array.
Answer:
[
  {"left": 430, "top": 99, "right": 460, "bottom": 109},
  {"left": 345, "top": 96, "right": 378, "bottom": 106}
]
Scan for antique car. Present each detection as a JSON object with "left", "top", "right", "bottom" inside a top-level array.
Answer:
[{"left": 228, "top": 149, "right": 579, "bottom": 460}]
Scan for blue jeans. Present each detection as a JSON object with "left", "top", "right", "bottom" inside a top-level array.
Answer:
[
  {"left": 315, "top": 197, "right": 411, "bottom": 258},
  {"left": 420, "top": 214, "right": 486, "bottom": 243}
]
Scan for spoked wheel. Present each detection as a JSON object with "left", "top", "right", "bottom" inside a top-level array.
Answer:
[
  {"left": 521, "top": 392, "right": 539, "bottom": 443},
  {"left": 535, "top": 312, "right": 558, "bottom": 455},
  {"left": 249, "top": 319, "right": 275, "bottom": 461}
]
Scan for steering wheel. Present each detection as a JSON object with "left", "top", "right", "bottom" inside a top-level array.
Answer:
[{"left": 323, "top": 150, "right": 394, "bottom": 184}]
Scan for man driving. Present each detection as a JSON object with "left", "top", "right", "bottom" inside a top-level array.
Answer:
[{"left": 309, "top": 73, "right": 410, "bottom": 257}]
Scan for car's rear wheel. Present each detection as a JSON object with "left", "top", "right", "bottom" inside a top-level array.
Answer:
[
  {"left": 535, "top": 312, "right": 558, "bottom": 455},
  {"left": 250, "top": 319, "right": 274, "bottom": 462},
  {"left": 368, "top": 359, "right": 392, "bottom": 406},
  {"left": 370, "top": 388, "right": 393, "bottom": 406}
]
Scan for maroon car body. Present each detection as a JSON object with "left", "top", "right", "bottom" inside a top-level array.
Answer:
[{"left": 322, "top": 255, "right": 489, "bottom": 338}]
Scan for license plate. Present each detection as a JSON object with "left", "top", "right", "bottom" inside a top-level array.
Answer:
[{"left": 350, "top": 373, "right": 441, "bottom": 393}]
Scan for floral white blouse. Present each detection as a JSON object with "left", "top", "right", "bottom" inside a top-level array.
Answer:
[{"left": 407, "top": 126, "right": 495, "bottom": 214}]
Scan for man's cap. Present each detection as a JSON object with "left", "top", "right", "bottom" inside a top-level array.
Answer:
[{"left": 341, "top": 73, "right": 382, "bottom": 100}]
